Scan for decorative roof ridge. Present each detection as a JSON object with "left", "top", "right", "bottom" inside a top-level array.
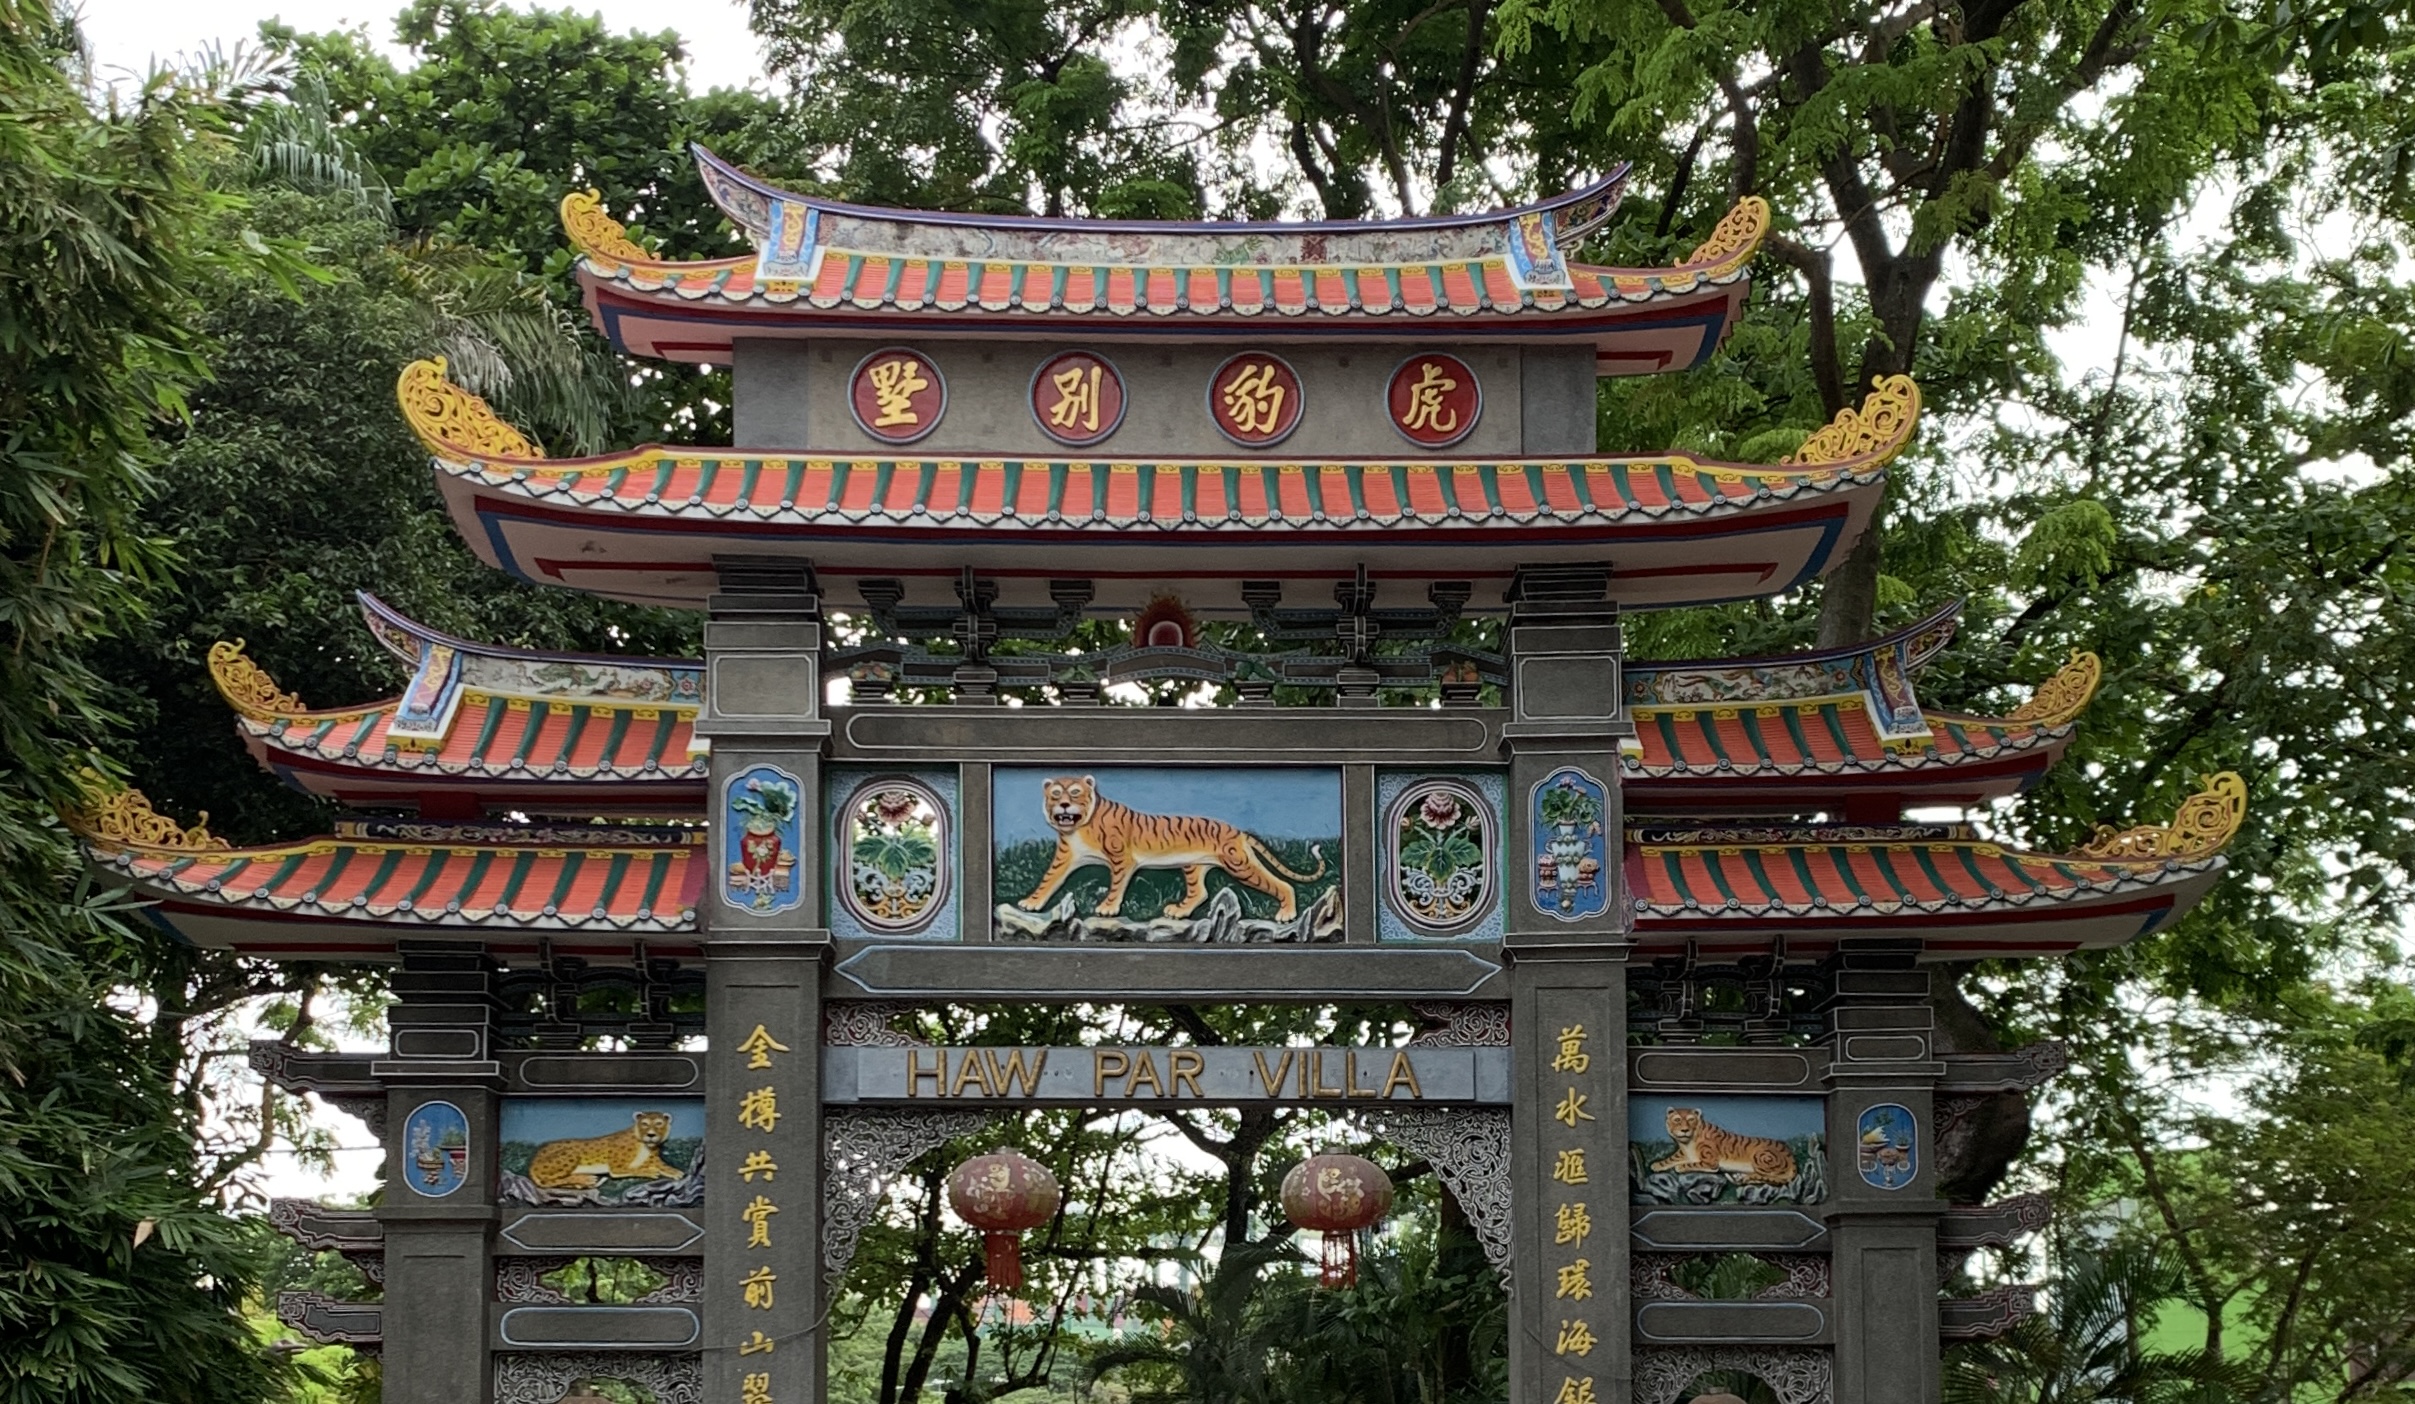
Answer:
[
  {"left": 83, "top": 825, "right": 699, "bottom": 863},
  {"left": 2070, "top": 772, "right": 2247, "bottom": 864},
  {"left": 563, "top": 183, "right": 1769, "bottom": 293},
  {"left": 1995, "top": 649, "right": 2103, "bottom": 729},
  {"left": 354, "top": 591, "right": 696, "bottom": 676},
  {"left": 208, "top": 640, "right": 322, "bottom": 724},
  {"left": 690, "top": 144, "right": 1632, "bottom": 242},
  {"left": 396, "top": 358, "right": 540, "bottom": 461},
  {"left": 64, "top": 771, "right": 230, "bottom": 853},
  {"left": 1786, "top": 376, "right": 1922, "bottom": 468},
  {"left": 1627, "top": 596, "right": 1961, "bottom": 682}
]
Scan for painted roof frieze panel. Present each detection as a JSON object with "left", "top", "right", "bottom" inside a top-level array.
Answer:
[
  {"left": 397, "top": 359, "right": 1912, "bottom": 612},
  {"left": 66, "top": 774, "right": 2240, "bottom": 960}
]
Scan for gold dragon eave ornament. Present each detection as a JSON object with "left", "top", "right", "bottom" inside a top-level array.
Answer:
[
  {"left": 560, "top": 188, "right": 656, "bottom": 267},
  {"left": 397, "top": 358, "right": 544, "bottom": 462},
  {"left": 2003, "top": 650, "right": 2104, "bottom": 729},
  {"left": 1784, "top": 375, "right": 1923, "bottom": 468},
  {"left": 66, "top": 770, "right": 231, "bottom": 852},
  {"left": 2074, "top": 772, "right": 2248, "bottom": 864},
  {"left": 1682, "top": 196, "right": 1772, "bottom": 280},
  {"left": 208, "top": 640, "right": 308, "bottom": 723}
]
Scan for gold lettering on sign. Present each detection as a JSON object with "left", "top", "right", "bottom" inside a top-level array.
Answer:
[
  {"left": 1552, "top": 1149, "right": 1588, "bottom": 1185},
  {"left": 1555, "top": 1319, "right": 1596, "bottom": 1357},
  {"left": 1555, "top": 1259, "right": 1593, "bottom": 1301},
  {"left": 741, "top": 1266, "right": 777, "bottom": 1310},
  {"left": 867, "top": 356, "right": 929, "bottom": 428},
  {"left": 739, "top": 1332, "right": 775, "bottom": 1356},
  {"left": 1381, "top": 1051, "right": 1423, "bottom": 1100},
  {"left": 908, "top": 1048, "right": 946, "bottom": 1098},
  {"left": 1093, "top": 1049, "right": 1129, "bottom": 1097},
  {"left": 987, "top": 1048, "right": 1047, "bottom": 1096},
  {"left": 1552, "top": 1377, "right": 1597, "bottom": 1404},
  {"left": 1169, "top": 1049, "right": 1205, "bottom": 1099},
  {"left": 741, "top": 1195, "right": 779, "bottom": 1249},
  {"left": 1253, "top": 1049, "right": 1294, "bottom": 1094},
  {"left": 1126, "top": 1050, "right": 1166, "bottom": 1098},
  {"left": 1048, "top": 364, "right": 1103, "bottom": 435},
  {"left": 1553, "top": 1088, "right": 1593, "bottom": 1127},
  {"left": 1554, "top": 1201, "right": 1593, "bottom": 1248},
  {"left": 739, "top": 1151, "right": 778, "bottom": 1182},
  {"left": 742, "top": 1371, "right": 774, "bottom": 1404},
  {"left": 950, "top": 1051, "right": 993, "bottom": 1098},
  {"left": 1401, "top": 362, "right": 1461, "bottom": 435}
]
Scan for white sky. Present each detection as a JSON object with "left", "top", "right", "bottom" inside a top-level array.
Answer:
[{"left": 74, "top": 0, "right": 773, "bottom": 93}]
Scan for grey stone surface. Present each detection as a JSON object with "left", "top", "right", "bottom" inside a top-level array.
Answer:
[
  {"left": 834, "top": 706, "right": 1499, "bottom": 762},
  {"left": 733, "top": 339, "right": 814, "bottom": 447},
  {"left": 828, "top": 942, "right": 1503, "bottom": 998},
  {"left": 1520, "top": 347, "right": 1598, "bottom": 455}
]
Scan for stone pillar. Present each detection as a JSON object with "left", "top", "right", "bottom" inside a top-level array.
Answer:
[
  {"left": 1500, "top": 566, "right": 1633, "bottom": 1404},
  {"left": 1820, "top": 940, "right": 1946, "bottom": 1404},
  {"left": 376, "top": 941, "right": 506, "bottom": 1404},
  {"left": 697, "top": 557, "right": 833, "bottom": 1404}
]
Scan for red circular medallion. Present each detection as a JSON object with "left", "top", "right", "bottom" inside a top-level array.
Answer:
[
  {"left": 1207, "top": 352, "right": 1304, "bottom": 448},
  {"left": 1030, "top": 351, "right": 1126, "bottom": 447},
  {"left": 848, "top": 348, "right": 946, "bottom": 445},
  {"left": 1386, "top": 352, "right": 1482, "bottom": 449}
]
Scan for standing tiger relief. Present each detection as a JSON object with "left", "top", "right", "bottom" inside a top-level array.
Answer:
[{"left": 991, "top": 767, "right": 1343, "bottom": 944}]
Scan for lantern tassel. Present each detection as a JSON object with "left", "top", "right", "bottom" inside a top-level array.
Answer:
[
  {"left": 1319, "top": 1230, "right": 1358, "bottom": 1289},
  {"left": 983, "top": 1230, "right": 1025, "bottom": 1290}
]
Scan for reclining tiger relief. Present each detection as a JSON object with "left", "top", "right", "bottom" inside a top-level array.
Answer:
[{"left": 992, "top": 768, "right": 1343, "bottom": 943}]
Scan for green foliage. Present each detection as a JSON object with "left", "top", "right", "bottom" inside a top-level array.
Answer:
[
  {"left": 1944, "top": 1245, "right": 2259, "bottom": 1403},
  {"left": 0, "top": 1, "right": 302, "bottom": 1399}
]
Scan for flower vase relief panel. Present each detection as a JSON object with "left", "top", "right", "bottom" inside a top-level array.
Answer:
[
  {"left": 828, "top": 770, "right": 959, "bottom": 941},
  {"left": 1378, "top": 771, "right": 1505, "bottom": 941},
  {"left": 724, "top": 764, "right": 804, "bottom": 915},
  {"left": 992, "top": 766, "right": 1342, "bottom": 943},
  {"left": 1530, "top": 767, "right": 1610, "bottom": 921},
  {"left": 401, "top": 1100, "right": 470, "bottom": 1198}
]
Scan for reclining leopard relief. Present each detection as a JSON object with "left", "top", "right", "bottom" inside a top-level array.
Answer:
[
  {"left": 526, "top": 1110, "right": 685, "bottom": 1191},
  {"left": 1016, "top": 775, "right": 1328, "bottom": 921}
]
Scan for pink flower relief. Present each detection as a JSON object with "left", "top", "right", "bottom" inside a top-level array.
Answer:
[{"left": 1419, "top": 791, "right": 1462, "bottom": 828}]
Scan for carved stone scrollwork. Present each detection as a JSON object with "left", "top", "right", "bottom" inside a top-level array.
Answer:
[
  {"left": 1632, "top": 1253, "right": 1696, "bottom": 1301},
  {"left": 343, "top": 1250, "right": 385, "bottom": 1286},
  {"left": 823, "top": 1107, "right": 995, "bottom": 1288},
  {"left": 1634, "top": 1346, "right": 1833, "bottom": 1404},
  {"left": 1756, "top": 1255, "right": 1830, "bottom": 1300},
  {"left": 492, "top": 1353, "right": 701, "bottom": 1404},
  {"left": 635, "top": 1258, "right": 704, "bottom": 1305},
  {"left": 1406, "top": 1003, "right": 1510, "bottom": 1047},
  {"left": 824, "top": 1002, "right": 925, "bottom": 1047},
  {"left": 1350, "top": 1105, "right": 1512, "bottom": 1286},
  {"left": 495, "top": 1258, "right": 576, "bottom": 1304}
]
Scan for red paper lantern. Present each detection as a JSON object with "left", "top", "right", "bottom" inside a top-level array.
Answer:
[
  {"left": 1280, "top": 1152, "right": 1395, "bottom": 1287},
  {"left": 946, "top": 1150, "right": 1061, "bottom": 1290}
]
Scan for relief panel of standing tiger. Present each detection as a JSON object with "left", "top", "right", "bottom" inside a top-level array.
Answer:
[{"left": 991, "top": 766, "right": 1343, "bottom": 944}]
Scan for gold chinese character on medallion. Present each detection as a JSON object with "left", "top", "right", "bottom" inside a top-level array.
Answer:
[
  {"left": 739, "top": 1086, "right": 781, "bottom": 1133},
  {"left": 1048, "top": 364, "right": 1102, "bottom": 434},
  {"left": 868, "top": 357, "right": 930, "bottom": 428},
  {"left": 741, "top": 1194, "right": 779, "bottom": 1249},
  {"left": 1401, "top": 363, "right": 1461, "bottom": 435},
  {"left": 1219, "top": 362, "right": 1286, "bottom": 437},
  {"left": 737, "top": 1024, "right": 791, "bottom": 1070}
]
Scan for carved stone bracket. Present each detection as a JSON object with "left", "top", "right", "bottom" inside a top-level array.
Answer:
[
  {"left": 1407, "top": 1002, "right": 1511, "bottom": 1047},
  {"left": 824, "top": 1001, "right": 926, "bottom": 1047},
  {"left": 1350, "top": 1105, "right": 1512, "bottom": 1286},
  {"left": 823, "top": 1107, "right": 995, "bottom": 1289},
  {"left": 275, "top": 1291, "right": 383, "bottom": 1346},
  {"left": 1940, "top": 1284, "right": 2039, "bottom": 1342},
  {"left": 493, "top": 1353, "right": 701, "bottom": 1404},
  {"left": 1634, "top": 1346, "right": 1833, "bottom": 1404},
  {"left": 495, "top": 1259, "right": 574, "bottom": 1305},
  {"left": 323, "top": 1093, "right": 389, "bottom": 1140}
]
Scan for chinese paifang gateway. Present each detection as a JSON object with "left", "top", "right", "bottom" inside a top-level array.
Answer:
[{"left": 76, "top": 153, "right": 2242, "bottom": 1404}]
